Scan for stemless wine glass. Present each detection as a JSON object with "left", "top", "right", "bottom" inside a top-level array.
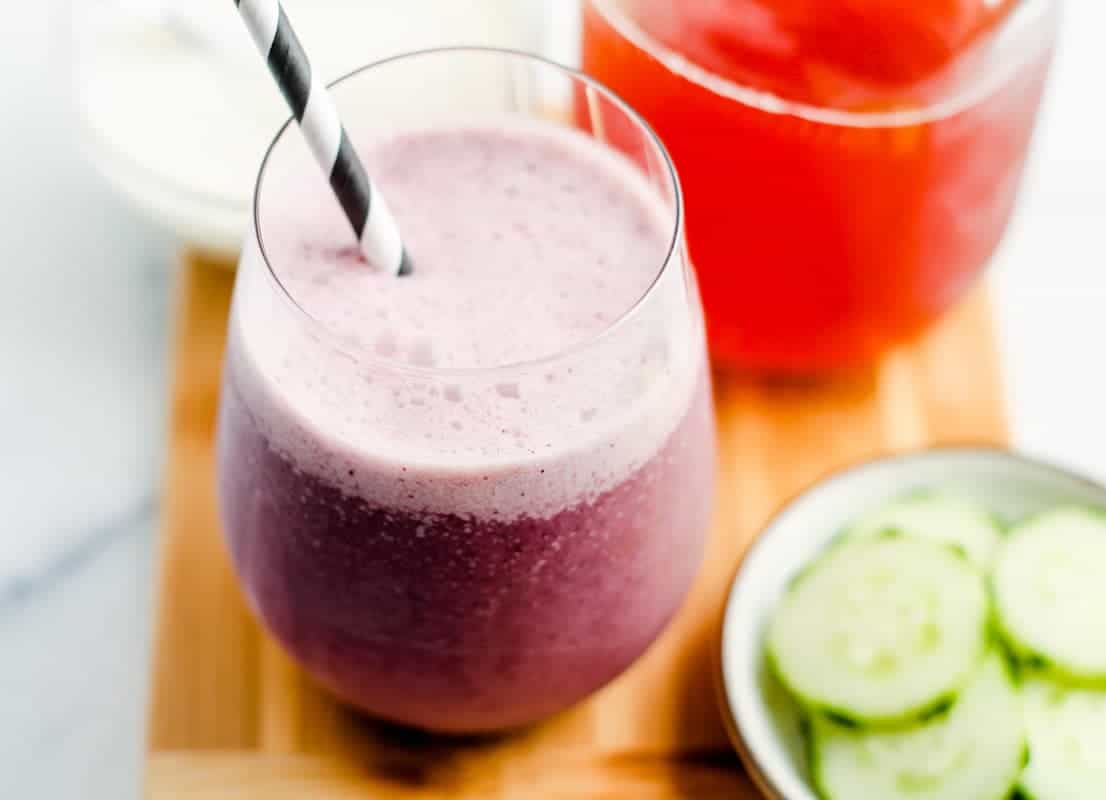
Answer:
[
  {"left": 216, "top": 48, "right": 715, "bottom": 733},
  {"left": 583, "top": 0, "right": 1059, "bottom": 371}
]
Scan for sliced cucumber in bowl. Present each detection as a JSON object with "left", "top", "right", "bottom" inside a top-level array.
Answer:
[
  {"left": 720, "top": 451, "right": 1106, "bottom": 800},
  {"left": 767, "top": 535, "right": 989, "bottom": 727},
  {"left": 992, "top": 507, "right": 1106, "bottom": 684},
  {"left": 812, "top": 652, "right": 1025, "bottom": 800},
  {"left": 847, "top": 491, "right": 1002, "bottom": 569}
]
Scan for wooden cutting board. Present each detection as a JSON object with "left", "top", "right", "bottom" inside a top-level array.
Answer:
[{"left": 146, "top": 252, "right": 1007, "bottom": 798}]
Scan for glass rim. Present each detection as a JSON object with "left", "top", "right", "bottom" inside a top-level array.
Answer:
[
  {"left": 589, "top": 0, "right": 1058, "bottom": 129},
  {"left": 252, "top": 45, "right": 686, "bottom": 379}
]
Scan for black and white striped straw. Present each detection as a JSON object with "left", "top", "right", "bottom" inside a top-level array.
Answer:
[{"left": 234, "top": 0, "right": 412, "bottom": 276}]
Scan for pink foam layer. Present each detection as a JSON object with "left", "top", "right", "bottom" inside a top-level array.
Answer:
[{"left": 232, "top": 119, "right": 702, "bottom": 520}]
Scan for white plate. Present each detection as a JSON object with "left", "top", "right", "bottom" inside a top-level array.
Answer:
[{"left": 718, "top": 447, "right": 1106, "bottom": 800}]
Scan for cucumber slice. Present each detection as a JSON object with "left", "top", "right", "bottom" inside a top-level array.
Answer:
[
  {"left": 767, "top": 536, "right": 988, "bottom": 726},
  {"left": 1020, "top": 678, "right": 1106, "bottom": 800},
  {"left": 992, "top": 508, "right": 1106, "bottom": 683},
  {"left": 848, "top": 491, "right": 1001, "bottom": 568},
  {"left": 812, "top": 653, "right": 1025, "bottom": 800}
]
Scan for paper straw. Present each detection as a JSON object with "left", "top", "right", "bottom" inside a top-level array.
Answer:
[{"left": 233, "top": 0, "right": 412, "bottom": 276}]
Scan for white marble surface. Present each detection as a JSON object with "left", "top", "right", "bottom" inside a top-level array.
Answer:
[
  {"left": 1, "top": 3, "right": 1103, "bottom": 798},
  {"left": 992, "top": 2, "right": 1106, "bottom": 480},
  {"left": 0, "top": 6, "right": 170, "bottom": 799}
]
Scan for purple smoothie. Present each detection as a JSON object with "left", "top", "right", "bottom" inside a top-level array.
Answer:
[{"left": 217, "top": 120, "right": 714, "bottom": 732}]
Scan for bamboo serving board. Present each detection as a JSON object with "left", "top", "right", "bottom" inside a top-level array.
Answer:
[{"left": 146, "top": 252, "right": 1007, "bottom": 798}]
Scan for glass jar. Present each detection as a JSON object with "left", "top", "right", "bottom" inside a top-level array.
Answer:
[{"left": 582, "top": 0, "right": 1058, "bottom": 371}]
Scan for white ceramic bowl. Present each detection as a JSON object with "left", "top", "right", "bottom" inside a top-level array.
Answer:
[{"left": 718, "top": 447, "right": 1106, "bottom": 800}]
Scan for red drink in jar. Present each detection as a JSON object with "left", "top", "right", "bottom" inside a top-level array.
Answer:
[{"left": 583, "top": 0, "right": 1058, "bottom": 370}]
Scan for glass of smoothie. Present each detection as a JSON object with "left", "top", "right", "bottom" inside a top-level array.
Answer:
[
  {"left": 583, "top": 0, "right": 1059, "bottom": 371},
  {"left": 216, "top": 47, "right": 715, "bottom": 733}
]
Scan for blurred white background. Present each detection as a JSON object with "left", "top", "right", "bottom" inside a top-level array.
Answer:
[{"left": 0, "top": 1, "right": 1102, "bottom": 798}]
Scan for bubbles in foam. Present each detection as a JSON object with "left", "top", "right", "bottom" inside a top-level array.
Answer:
[
  {"left": 409, "top": 338, "right": 437, "bottom": 367},
  {"left": 375, "top": 333, "right": 398, "bottom": 358}
]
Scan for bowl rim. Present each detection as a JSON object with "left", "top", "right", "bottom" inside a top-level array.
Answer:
[{"left": 714, "top": 444, "right": 1106, "bottom": 800}]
